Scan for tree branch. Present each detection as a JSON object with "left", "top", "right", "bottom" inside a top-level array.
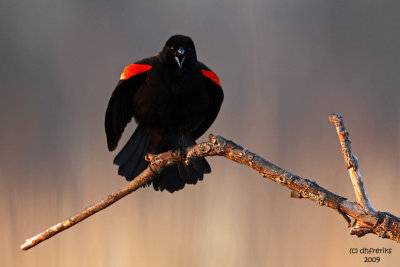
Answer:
[
  {"left": 20, "top": 141, "right": 220, "bottom": 250},
  {"left": 329, "top": 114, "right": 376, "bottom": 213},
  {"left": 20, "top": 114, "right": 400, "bottom": 250}
]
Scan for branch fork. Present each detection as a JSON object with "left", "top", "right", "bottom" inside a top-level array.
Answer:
[{"left": 328, "top": 114, "right": 400, "bottom": 240}]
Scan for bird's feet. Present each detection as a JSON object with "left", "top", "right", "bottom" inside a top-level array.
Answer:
[{"left": 178, "top": 132, "right": 187, "bottom": 163}]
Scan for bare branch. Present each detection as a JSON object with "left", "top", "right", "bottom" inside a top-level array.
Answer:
[
  {"left": 328, "top": 113, "right": 375, "bottom": 213},
  {"left": 20, "top": 167, "right": 156, "bottom": 250},
  {"left": 328, "top": 114, "right": 400, "bottom": 239},
  {"left": 20, "top": 141, "right": 219, "bottom": 250},
  {"left": 20, "top": 115, "right": 400, "bottom": 250}
]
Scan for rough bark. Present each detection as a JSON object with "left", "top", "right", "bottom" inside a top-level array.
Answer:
[{"left": 20, "top": 114, "right": 400, "bottom": 250}]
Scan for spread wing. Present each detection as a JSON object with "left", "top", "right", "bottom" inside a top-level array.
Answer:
[
  {"left": 105, "top": 58, "right": 156, "bottom": 151},
  {"left": 191, "top": 62, "right": 224, "bottom": 140}
]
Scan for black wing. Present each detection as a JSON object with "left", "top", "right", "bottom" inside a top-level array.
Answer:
[
  {"left": 105, "top": 74, "right": 145, "bottom": 151},
  {"left": 191, "top": 62, "right": 224, "bottom": 140},
  {"left": 105, "top": 57, "right": 158, "bottom": 151}
]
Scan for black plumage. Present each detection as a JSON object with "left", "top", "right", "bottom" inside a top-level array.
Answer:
[{"left": 105, "top": 35, "right": 223, "bottom": 192}]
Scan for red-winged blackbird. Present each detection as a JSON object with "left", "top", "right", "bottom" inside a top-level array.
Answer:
[{"left": 105, "top": 35, "right": 224, "bottom": 192}]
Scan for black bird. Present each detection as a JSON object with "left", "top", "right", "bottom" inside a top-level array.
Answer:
[{"left": 105, "top": 35, "right": 224, "bottom": 192}]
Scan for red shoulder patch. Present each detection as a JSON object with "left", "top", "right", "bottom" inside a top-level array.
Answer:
[
  {"left": 201, "top": 69, "right": 221, "bottom": 87},
  {"left": 120, "top": 64, "right": 152, "bottom": 80}
]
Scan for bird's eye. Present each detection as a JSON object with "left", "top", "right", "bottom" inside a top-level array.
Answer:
[{"left": 170, "top": 46, "right": 174, "bottom": 50}]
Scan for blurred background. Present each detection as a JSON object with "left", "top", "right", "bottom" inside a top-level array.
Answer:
[{"left": 1, "top": 1, "right": 399, "bottom": 266}]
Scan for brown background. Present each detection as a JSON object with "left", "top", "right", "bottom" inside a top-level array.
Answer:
[{"left": 1, "top": 1, "right": 399, "bottom": 266}]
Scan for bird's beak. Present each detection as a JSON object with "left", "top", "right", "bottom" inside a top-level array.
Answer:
[{"left": 174, "top": 47, "right": 185, "bottom": 69}]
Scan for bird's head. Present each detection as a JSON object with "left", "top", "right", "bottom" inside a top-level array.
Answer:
[{"left": 161, "top": 35, "right": 197, "bottom": 70}]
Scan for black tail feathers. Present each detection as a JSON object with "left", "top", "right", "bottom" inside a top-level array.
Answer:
[{"left": 113, "top": 126, "right": 210, "bottom": 192}]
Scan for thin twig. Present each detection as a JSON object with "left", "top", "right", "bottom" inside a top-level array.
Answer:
[
  {"left": 328, "top": 114, "right": 400, "bottom": 238},
  {"left": 329, "top": 113, "right": 375, "bottom": 213},
  {"left": 20, "top": 141, "right": 219, "bottom": 250},
  {"left": 20, "top": 167, "right": 156, "bottom": 250},
  {"left": 20, "top": 115, "right": 400, "bottom": 250}
]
